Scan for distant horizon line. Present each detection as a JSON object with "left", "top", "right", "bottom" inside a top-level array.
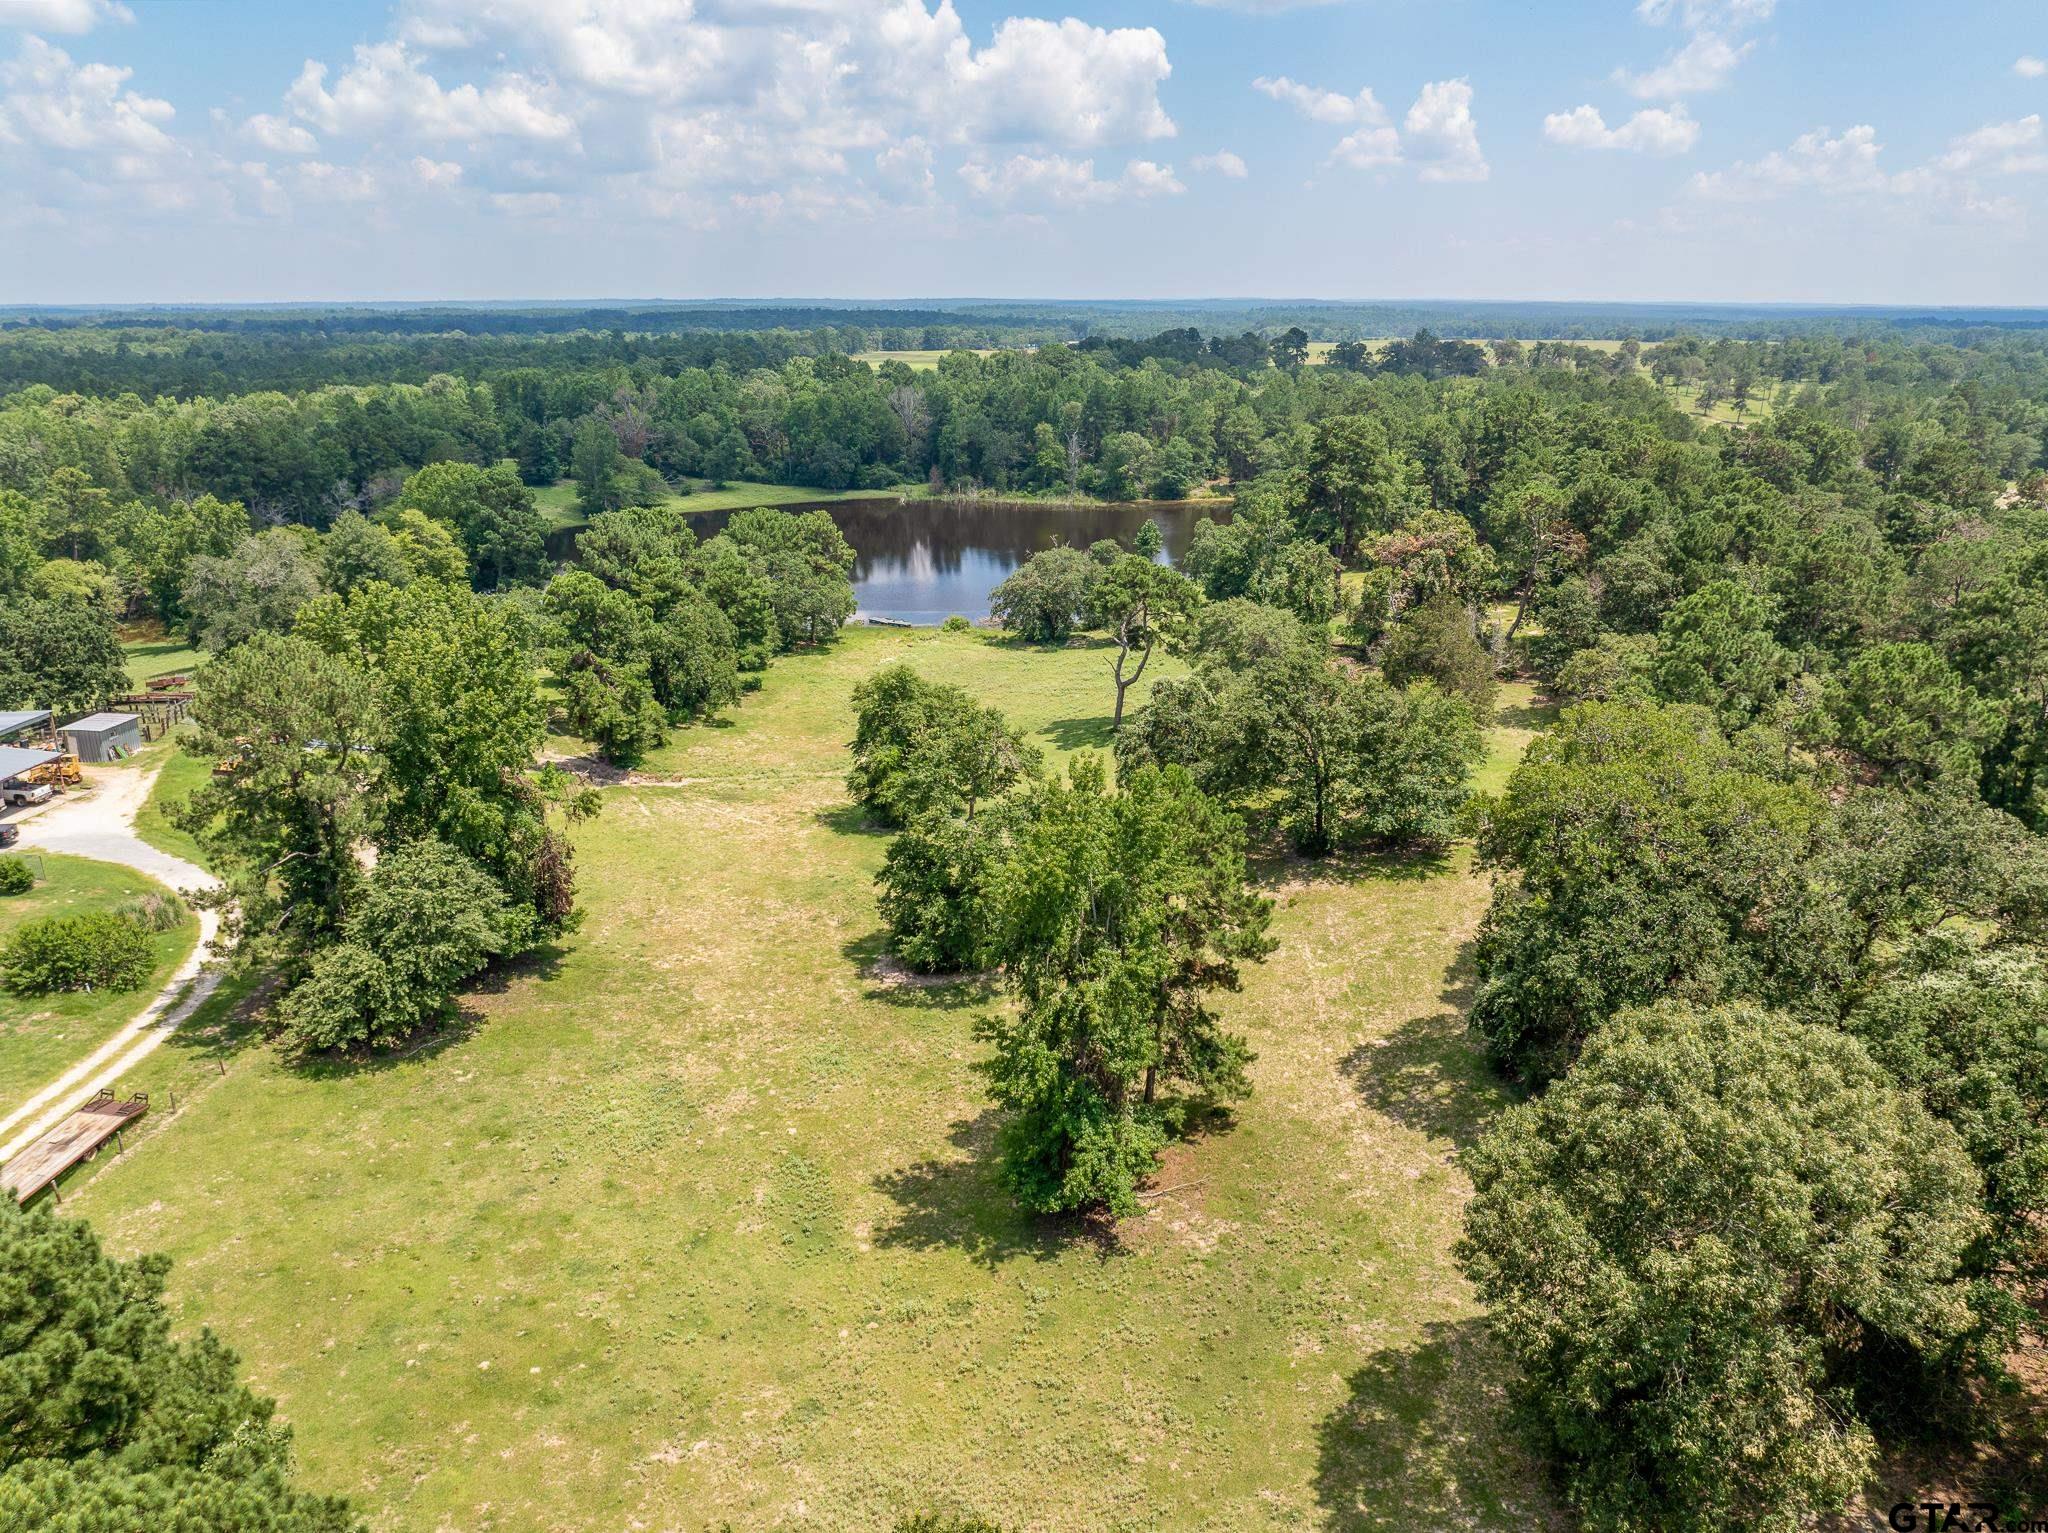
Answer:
[{"left": 5, "top": 296, "right": 2048, "bottom": 315}]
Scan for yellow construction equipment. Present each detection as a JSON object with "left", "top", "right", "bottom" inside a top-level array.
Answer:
[{"left": 23, "top": 753, "right": 81, "bottom": 788}]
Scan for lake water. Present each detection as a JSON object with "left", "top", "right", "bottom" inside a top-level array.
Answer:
[{"left": 680, "top": 497, "right": 1231, "bottom": 625}]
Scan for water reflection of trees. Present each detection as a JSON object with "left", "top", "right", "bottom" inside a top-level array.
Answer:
[{"left": 684, "top": 496, "right": 1231, "bottom": 620}]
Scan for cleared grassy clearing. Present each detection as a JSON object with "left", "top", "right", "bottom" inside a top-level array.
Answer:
[
  {"left": 70, "top": 627, "right": 1553, "bottom": 1532},
  {"left": 529, "top": 478, "right": 584, "bottom": 530},
  {"left": 0, "top": 852, "right": 199, "bottom": 1107},
  {"left": 130, "top": 731, "right": 214, "bottom": 869},
  {"left": 1662, "top": 380, "right": 1776, "bottom": 426},
  {"left": 1472, "top": 679, "right": 1553, "bottom": 800},
  {"left": 637, "top": 627, "right": 1187, "bottom": 785},
  {"left": 122, "top": 629, "right": 205, "bottom": 687},
  {"left": 853, "top": 349, "right": 1001, "bottom": 369},
  {"left": 673, "top": 480, "right": 904, "bottom": 512}
]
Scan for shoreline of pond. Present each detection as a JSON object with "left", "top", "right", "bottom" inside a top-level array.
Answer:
[{"left": 544, "top": 493, "right": 1235, "bottom": 626}]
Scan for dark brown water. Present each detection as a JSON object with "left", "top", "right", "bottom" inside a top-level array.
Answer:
[{"left": 680, "top": 496, "right": 1231, "bottom": 625}]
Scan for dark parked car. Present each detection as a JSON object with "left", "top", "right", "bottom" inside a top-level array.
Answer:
[{"left": 0, "top": 823, "right": 17, "bottom": 848}]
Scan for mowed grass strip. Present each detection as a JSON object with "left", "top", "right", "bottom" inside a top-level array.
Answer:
[
  {"left": 72, "top": 627, "right": 1557, "bottom": 1532},
  {"left": 0, "top": 852, "right": 199, "bottom": 1107},
  {"left": 130, "top": 734, "right": 216, "bottom": 870}
]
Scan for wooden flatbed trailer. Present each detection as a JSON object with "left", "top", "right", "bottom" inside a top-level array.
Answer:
[{"left": 0, "top": 1090, "right": 147, "bottom": 1204}]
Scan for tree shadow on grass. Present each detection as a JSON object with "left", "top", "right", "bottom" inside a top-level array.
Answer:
[
  {"left": 1492, "top": 699, "right": 1556, "bottom": 733},
  {"left": 162, "top": 967, "right": 280, "bottom": 1071},
  {"left": 286, "top": 944, "right": 567, "bottom": 1081},
  {"left": 1834, "top": 1327, "right": 2048, "bottom": 1529},
  {"left": 982, "top": 633, "right": 1113, "bottom": 654},
  {"left": 815, "top": 802, "right": 888, "bottom": 837},
  {"left": 288, "top": 1012, "right": 485, "bottom": 1080},
  {"left": 1337, "top": 941, "right": 1512, "bottom": 1155},
  {"left": 1040, "top": 715, "right": 1116, "bottom": 752},
  {"left": 840, "top": 929, "right": 998, "bottom": 1012},
  {"left": 1315, "top": 1318, "right": 1564, "bottom": 1532},
  {"left": 1248, "top": 841, "right": 1459, "bottom": 890},
  {"left": 871, "top": 1106, "right": 1127, "bottom": 1268}
]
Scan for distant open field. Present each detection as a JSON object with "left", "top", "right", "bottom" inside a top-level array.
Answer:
[
  {"left": 65, "top": 626, "right": 1554, "bottom": 1533},
  {"left": 1662, "top": 379, "right": 1776, "bottom": 426},
  {"left": 854, "top": 348, "right": 1003, "bottom": 369}
]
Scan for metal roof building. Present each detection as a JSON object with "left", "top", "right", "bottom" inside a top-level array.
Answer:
[
  {"left": 59, "top": 712, "right": 142, "bottom": 764},
  {"left": 0, "top": 710, "right": 52, "bottom": 743},
  {"left": 0, "top": 745, "right": 62, "bottom": 782}
]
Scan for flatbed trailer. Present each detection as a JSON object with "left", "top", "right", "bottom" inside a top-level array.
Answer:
[{"left": 0, "top": 1090, "right": 147, "bottom": 1204}]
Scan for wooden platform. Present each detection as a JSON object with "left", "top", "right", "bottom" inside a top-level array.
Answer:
[{"left": 1, "top": 1090, "right": 147, "bottom": 1204}]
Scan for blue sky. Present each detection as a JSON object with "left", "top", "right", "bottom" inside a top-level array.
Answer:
[{"left": 0, "top": 0, "right": 2043, "bottom": 304}]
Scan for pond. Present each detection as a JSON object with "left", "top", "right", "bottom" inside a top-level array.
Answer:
[{"left": 677, "top": 496, "right": 1231, "bottom": 625}]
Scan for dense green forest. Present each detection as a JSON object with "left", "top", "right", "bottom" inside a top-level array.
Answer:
[{"left": 7, "top": 309, "right": 2048, "bottom": 1527}]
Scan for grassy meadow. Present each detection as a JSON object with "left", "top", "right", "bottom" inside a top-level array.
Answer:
[
  {"left": 1663, "top": 379, "right": 1777, "bottom": 427},
  {"left": 853, "top": 349, "right": 1003, "bottom": 369},
  {"left": 131, "top": 735, "right": 216, "bottom": 869},
  {"left": 529, "top": 477, "right": 585, "bottom": 530},
  {"left": 65, "top": 626, "right": 1556, "bottom": 1531},
  {"left": 0, "top": 852, "right": 199, "bottom": 1106},
  {"left": 121, "top": 625, "right": 206, "bottom": 687}
]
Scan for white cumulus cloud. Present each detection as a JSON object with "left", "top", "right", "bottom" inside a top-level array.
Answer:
[
  {"left": 1544, "top": 102, "right": 1699, "bottom": 154},
  {"left": 215, "top": 0, "right": 1178, "bottom": 227},
  {"left": 241, "top": 112, "right": 317, "bottom": 155},
  {"left": 0, "top": 0, "right": 131, "bottom": 34},
  {"left": 1617, "top": 0, "right": 1771, "bottom": 99},
  {"left": 1691, "top": 124, "right": 1887, "bottom": 199},
  {"left": 1404, "top": 78, "right": 1487, "bottom": 182},
  {"left": 1329, "top": 121, "right": 1400, "bottom": 170},
  {"left": 284, "top": 43, "right": 576, "bottom": 144},
  {"left": 411, "top": 155, "right": 463, "bottom": 187},
  {"left": 1937, "top": 114, "right": 2047, "bottom": 175},
  {"left": 952, "top": 16, "right": 1174, "bottom": 147},
  {"left": 1253, "top": 75, "right": 1385, "bottom": 126},
  {"left": 1191, "top": 149, "right": 1247, "bottom": 178},
  {"left": 1617, "top": 32, "right": 1752, "bottom": 97},
  {"left": 1691, "top": 114, "right": 2043, "bottom": 227},
  {"left": 875, "top": 136, "right": 936, "bottom": 196},
  {"left": 293, "top": 159, "right": 380, "bottom": 201},
  {"left": 392, "top": 1, "right": 1173, "bottom": 150},
  {"left": 0, "top": 33, "right": 172, "bottom": 157},
  {"left": 958, "top": 153, "right": 1184, "bottom": 207},
  {"left": 2014, "top": 55, "right": 2046, "bottom": 79}
]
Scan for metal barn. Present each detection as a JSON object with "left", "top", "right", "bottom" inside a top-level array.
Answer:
[{"left": 60, "top": 712, "right": 142, "bottom": 763}]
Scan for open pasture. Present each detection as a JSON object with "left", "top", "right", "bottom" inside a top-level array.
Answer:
[{"left": 67, "top": 626, "right": 1551, "bottom": 1532}]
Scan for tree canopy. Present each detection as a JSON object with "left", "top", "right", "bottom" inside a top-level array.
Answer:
[
  {"left": 0, "top": 1199, "right": 355, "bottom": 1531},
  {"left": 978, "top": 758, "right": 1273, "bottom": 1215},
  {"left": 1460, "top": 1003, "right": 1983, "bottom": 1533}
]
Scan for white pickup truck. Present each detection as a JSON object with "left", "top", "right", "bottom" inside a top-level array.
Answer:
[{"left": 1, "top": 780, "right": 53, "bottom": 808}]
